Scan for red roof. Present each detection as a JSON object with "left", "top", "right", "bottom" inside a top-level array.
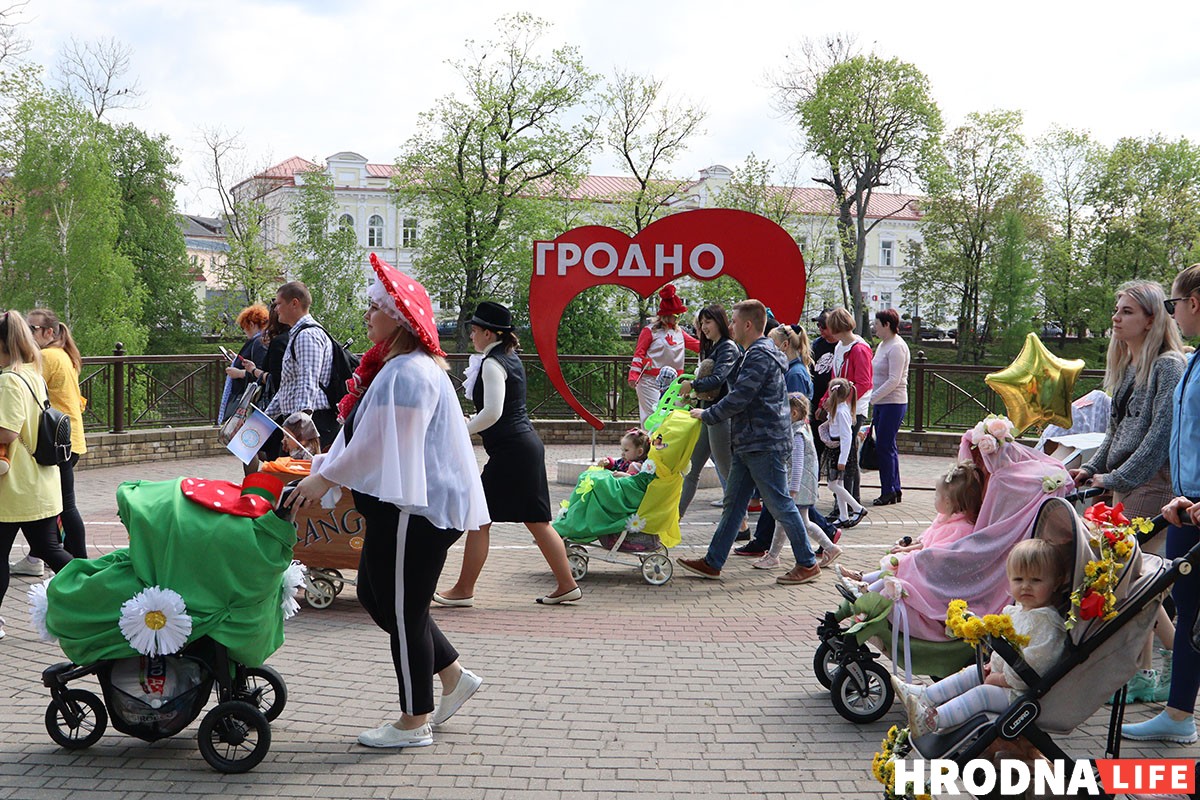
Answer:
[
  {"left": 745, "top": 186, "right": 923, "bottom": 221},
  {"left": 366, "top": 163, "right": 398, "bottom": 178}
]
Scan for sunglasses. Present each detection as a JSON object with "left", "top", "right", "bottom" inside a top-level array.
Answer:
[
  {"left": 1164, "top": 297, "right": 1191, "bottom": 315},
  {"left": 29, "top": 324, "right": 48, "bottom": 333}
]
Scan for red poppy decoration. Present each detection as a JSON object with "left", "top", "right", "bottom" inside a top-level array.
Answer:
[
  {"left": 370, "top": 253, "right": 445, "bottom": 358},
  {"left": 1078, "top": 589, "right": 1106, "bottom": 620},
  {"left": 179, "top": 472, "right": 284, "bottom": 518}
]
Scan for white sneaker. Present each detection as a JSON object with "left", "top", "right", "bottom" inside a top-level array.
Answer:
[
  {"left": 432, "top": 669, "right": 483, "bottom": 725},
  {"left": 891, "top": 676, "right": 935, "bottom": 735},
  {"left": 752, "top": 555, "right": 781, "bottom": 570},
  {"left": 9, "top": 556, "right": 44, "bottom": 577},
  {"left": 357, "top": 722, "right": 433, "bottom": 748}
]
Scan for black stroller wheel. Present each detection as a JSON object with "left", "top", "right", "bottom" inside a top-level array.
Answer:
[
  {"left": 830, "top": 660, "right": 894, "bottom": 723},
  {"left": 198, "top": 700, "right": 271, "bottom": 773},
  {"left": 813, "top": 641, "right": 838, "bottom": 690},
  {"left": 238, "top": 666, "right": 288, "bottom": 722},
  {"left": 45, "top": 688, "right": 107, "bottom": 750}
]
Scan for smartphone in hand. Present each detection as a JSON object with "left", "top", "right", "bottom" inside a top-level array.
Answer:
[{"left": 218, "top": 345, "right": 242, "bottom": 368}]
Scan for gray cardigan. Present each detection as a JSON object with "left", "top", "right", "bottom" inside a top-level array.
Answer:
[{"left": 1082, "top": 352, "right": 1185, "bottom": 494}]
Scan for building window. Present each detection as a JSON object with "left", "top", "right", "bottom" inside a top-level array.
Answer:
[
  {"left": 824, "top": 238, "right": 837, "bottom": 263},
  {"left": 367, "top": 214, "right": 384, "bottom": 247},
  {"left": 338, "top": 213, "right": 354, "bottom": 232},
  {"left": 402, "top": 217, "right": 418, "bottom": 248},
  {"left": 880, "top": 292, "right": 893, "bottom": 308},
  {"left": 794, "top": 234, "right": 808, "bottom": 254},
  {"left": 880, "top": 240, "right": 895, "bottom": 267}
]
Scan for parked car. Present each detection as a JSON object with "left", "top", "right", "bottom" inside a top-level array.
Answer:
[
  {"left": 919, "top": 326, "right": 949, "bottom": 340},
  {"left": 437, "top": 319, "right": 461, "bottom": 339},
  {"left": 1040, "top": 322, "right": 1064, "bottom": 338}
]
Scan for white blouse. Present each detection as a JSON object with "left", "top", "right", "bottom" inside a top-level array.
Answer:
[{"left": 312, "top": 351, "right": 490, "bottom": 533}]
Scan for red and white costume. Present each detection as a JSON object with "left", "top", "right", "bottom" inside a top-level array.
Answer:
[{"left": 628, "top": 286, "right": 700, "bottom": 424}]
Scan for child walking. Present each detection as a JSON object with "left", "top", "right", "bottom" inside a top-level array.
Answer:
[
  {"left": 892, "top": 538, "right": 1071, "bottom": 735},
  {"left": 754, "top": 393, "right": 843, "bottom": 570},
  {"left": 838, "top": 460, "right": 984, "bottom": 592},
  {"left": 820, "top": 378, "right": 867, "bottom": 528},
  {"left": 596, "top": 429, "right": 650, "bottom": 476}
]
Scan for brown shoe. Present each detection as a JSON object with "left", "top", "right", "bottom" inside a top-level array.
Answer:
[
  {"left": 776, "top": 563, "right": 821, "bottom": 585},
  {"left": 677, "top": 557, "right": 721, "bottom": 579}
]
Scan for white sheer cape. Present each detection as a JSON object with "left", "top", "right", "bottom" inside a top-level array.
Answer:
[{"left": 312, "top": 351, "right": 490, "bottom": 533}]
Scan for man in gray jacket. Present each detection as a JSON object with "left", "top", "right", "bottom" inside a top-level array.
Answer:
[{"left": 678, "top": 300, "right": 820, "bottom": 585}]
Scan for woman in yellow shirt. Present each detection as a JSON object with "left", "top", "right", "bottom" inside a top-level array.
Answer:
[
  {"left": 27, "top": 308, "right": 87, "bottom": 560},
  {"left": 0, "top": 311, "right": 69, "bottom": 639}
]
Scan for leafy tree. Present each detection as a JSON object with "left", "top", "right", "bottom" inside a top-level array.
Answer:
[
  {"left": 788, "top": 50, "right": 941, "bottom": 328},
  {"left": 285, "top": 167, "right": 366, "bottom": 346},
  {"left": 393, "top": 14, "right": 599, "bottom": 350},
  {"left": 107, "top": 123, "right": 199, "bottom": 352},
  {"left": 0, "top": 83, "right": 145, "bottom": 353},
  {"left": 985, "top": 208, "right": 1039, "bottom": 359},
  {"left": 917, "top": 110, "right": 1029, "bottom": 363}
]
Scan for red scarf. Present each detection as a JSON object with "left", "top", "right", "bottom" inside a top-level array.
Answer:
[{"left": 337, "top": 341, "right": 388, "bottom": 423}]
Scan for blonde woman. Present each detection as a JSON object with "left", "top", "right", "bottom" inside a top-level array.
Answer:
[
  {"left": 0, "top": 311, "right": 69, "bottom": 640},
  {"left": 1070, "top": 281, "right": 1185, "bottom": 705}
]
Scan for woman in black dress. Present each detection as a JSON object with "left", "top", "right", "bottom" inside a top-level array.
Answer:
[{"left": 435, "top": 301, "right": 581, "bottom": 606}]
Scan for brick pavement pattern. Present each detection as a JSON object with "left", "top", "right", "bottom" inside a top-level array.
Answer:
[{"left": 1, "top": 446, "right": 1193, "bottom": 799}]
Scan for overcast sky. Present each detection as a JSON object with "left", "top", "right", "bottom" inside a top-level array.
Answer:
[{"left": 21, "top": 0, "right": 1200, "bottom": 215}]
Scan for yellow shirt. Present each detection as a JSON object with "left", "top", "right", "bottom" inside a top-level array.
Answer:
[
  {"left": 40, "top": 347, "right": 87, "bottom": 455},
  {"left": 0, "top": 362, "right": 64, "bottom": 523}
]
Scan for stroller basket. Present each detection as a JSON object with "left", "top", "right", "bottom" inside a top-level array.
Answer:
[{"left": 100, "top": 656, "right": 212, "bottom": 741}]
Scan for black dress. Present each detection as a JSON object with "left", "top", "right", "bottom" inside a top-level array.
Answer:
[{"left": 472, "top": 347, "right": 552, "bottom": 523}]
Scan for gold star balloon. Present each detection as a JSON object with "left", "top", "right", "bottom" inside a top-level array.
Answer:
[{"left": 985, "top": 333, "right": 1085, "bottom": 433}]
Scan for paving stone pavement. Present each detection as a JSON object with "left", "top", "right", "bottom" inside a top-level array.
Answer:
[{"left": 2, "top": 446, "right": 1194, "bottom": 799}]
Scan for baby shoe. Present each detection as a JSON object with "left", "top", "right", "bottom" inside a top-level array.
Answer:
[
  {"left": 891, "top": 677, "right": 935, "bottom": 736},
  {"left": 1122, "top": 710, "right": 1198, "bottom": 744}
]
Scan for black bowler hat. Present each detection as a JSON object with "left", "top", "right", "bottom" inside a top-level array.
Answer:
[{"left": 468, "top": 301, "right": 514, "bottom": 332}]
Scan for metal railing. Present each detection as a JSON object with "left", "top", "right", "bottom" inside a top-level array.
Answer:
[{"left": 78, "top": 346, "right": 1105, "bottom": 434}]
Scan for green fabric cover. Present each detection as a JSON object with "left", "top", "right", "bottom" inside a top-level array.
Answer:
[
  {"left": 554, "top": 468, "right": 654, "bottom": 541},
  {"left": 45, "top": 478, "right": 296, "bottom": 667},
  {"left": 835, "top": 595, "right": 975, "bottom": 678}
]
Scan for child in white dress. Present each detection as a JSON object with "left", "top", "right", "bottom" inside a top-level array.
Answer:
[
  {"left": 893, "top": 538, "right": 1071, "bottom": 735},
  {"left": 819, "top": 378, "right": 867, "bottom": 527}
]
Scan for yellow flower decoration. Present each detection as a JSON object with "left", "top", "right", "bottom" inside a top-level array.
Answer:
[{"left": 578, "top": 476, "right": 595, "bottom": 496}]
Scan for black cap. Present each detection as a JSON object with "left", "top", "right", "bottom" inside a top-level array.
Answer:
[{"left": 468, "top": 301, "right": 514, "bottom": 332}]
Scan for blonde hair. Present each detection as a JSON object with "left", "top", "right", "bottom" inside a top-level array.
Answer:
[
  {"left": 1007, "top": 538, "right": 1071, "bottom": 596},
  {"left": 788, "top": 392, "right": 810, "bottom": 419},
  {"left": 770, "top": 324, "right": 813, "bottom": 366},
  {"left": 1104, "top": 281, "right": 1184, "bottom": 393},
  {"left": 938, "top": 460, "right": 985, "bottom": 522},
  {"left": 27, "top": 308, "right": 81, "bottom": 371},
  {"left": 620, "top": 429, "right": 650, "bottom": 461},
  {"left": 825, "top": 307, "right": 856, "bottom": 334},
  {"left": 387, "top": 326, "right": 449, "bottom": 371},
  {"left": 822, "top": 377, "right": 856, "bottom": 414},
  {"left": 0, "top": 310, "right": 42, "bottom": 369}
]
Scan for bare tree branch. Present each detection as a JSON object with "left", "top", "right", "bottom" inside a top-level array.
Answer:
[{"left": 56, "top": 36, "right": 143, "bottom": 121}]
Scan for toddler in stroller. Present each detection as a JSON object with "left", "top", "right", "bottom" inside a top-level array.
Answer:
[
  {"left": 815, "top": 417, "right": 1076, "bottom": 723},
  {"left": 31, "top": 473, "right": 301, "bottom": 773},
  {"left": 554, "top": 406, "right": 701, "bottom": 585}
]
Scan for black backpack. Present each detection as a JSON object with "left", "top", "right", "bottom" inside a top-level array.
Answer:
[
  {"left": 287, "top": 322, "right": 361, "bottom": 407},
  {"left": 9, "top": 371, "right": 72, "bottom": 466}
]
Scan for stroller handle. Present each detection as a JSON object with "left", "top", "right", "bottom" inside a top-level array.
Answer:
[{"left": 1064, "top": 486, "right": 1106, "bottom": 504}]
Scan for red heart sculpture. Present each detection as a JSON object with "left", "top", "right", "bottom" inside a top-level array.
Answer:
[{"left": 530, "top": 209, "right": 806, "bottom": 429}]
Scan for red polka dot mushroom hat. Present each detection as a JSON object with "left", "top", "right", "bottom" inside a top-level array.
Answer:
[{"left": 368, "top": 253, "right": 445, "bottom": 357}]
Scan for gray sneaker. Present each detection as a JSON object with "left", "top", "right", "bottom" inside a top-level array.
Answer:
[{"left": 9, "top": 556, "right": 44, "bottom": 577}]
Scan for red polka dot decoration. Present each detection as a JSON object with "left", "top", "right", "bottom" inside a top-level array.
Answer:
[
  {"left": 370, "top": 252, "right": 445, "bottom": 358},
  {"left": 179, "top": 472, "right": 284, "bottom": 518}
]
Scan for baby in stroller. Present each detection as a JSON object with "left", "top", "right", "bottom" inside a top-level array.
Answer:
[
  {"left": 596, "top": 428, "right": 650, "bottom": 476},
  {"left": 892, "top": 538, "right": 1072, "bottom": 735},
  {"left": 32, "top": 473, "right": 300, "bottom": 773}
]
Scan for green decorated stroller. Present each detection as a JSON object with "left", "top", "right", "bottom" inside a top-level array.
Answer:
[
  {"left": 31, "top": 474, "right": 301, "bottom": 773},
  {"left": 553, "top": 390, "right": 701, "bottom": 585}
]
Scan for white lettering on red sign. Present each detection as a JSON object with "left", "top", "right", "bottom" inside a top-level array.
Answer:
[{"left": 535, "top": 242, "right": 723, "bottom": 279}]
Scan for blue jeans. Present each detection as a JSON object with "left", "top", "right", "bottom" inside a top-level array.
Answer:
[
  {"left": 873, "top": 403, "right": 906, "bottom": 497},
  {"left": 1166, "top": 524, "right": 1200, "bottom": 713},
  {"left": 704, "top": 449, "right": 817, "bottom": 571}
]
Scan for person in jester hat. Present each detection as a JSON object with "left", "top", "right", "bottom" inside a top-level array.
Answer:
[
  {"left": 37, "top": 472, "right": 298, "bottom": 668},
  {"left": 554, "top": 409, "right": 701, "bottom": 551},
  {"left": 287, "top": 254, "right": 490, "bottom": 750}
]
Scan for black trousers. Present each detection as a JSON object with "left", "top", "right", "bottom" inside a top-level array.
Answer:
[
  {"left": 353, "top": 492, "right": 463, "bottom": 716},
  {"left": 0, "top": 515, "right": 72, "bottom": 608},
  {"left": 59, "top": 453, "right": 87, "bottom": 558}
]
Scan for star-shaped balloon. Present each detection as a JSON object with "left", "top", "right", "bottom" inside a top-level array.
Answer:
[{"left": 985, "top": 333, "right": 1085, "bottom": 433}]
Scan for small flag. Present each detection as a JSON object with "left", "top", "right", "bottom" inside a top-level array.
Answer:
[{"left": 224, "top": 406, "right": 279, "bottom": 465}]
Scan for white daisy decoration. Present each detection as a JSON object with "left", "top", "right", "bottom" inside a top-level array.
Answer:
[
  {"left": 281, "top": 561, "right": 307, "bottom": 620},
  {"left": 27, "top": 579, "right": 56, "bottom": 643},
  {"left": 118, "top": 586, "right": 192, "bottom": 656},
  {"left": 625, "top": 514, "right": 647, "bottom": 534},
  {"left": 640, "top": 459, "right": 657, "bottom": 476}
]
